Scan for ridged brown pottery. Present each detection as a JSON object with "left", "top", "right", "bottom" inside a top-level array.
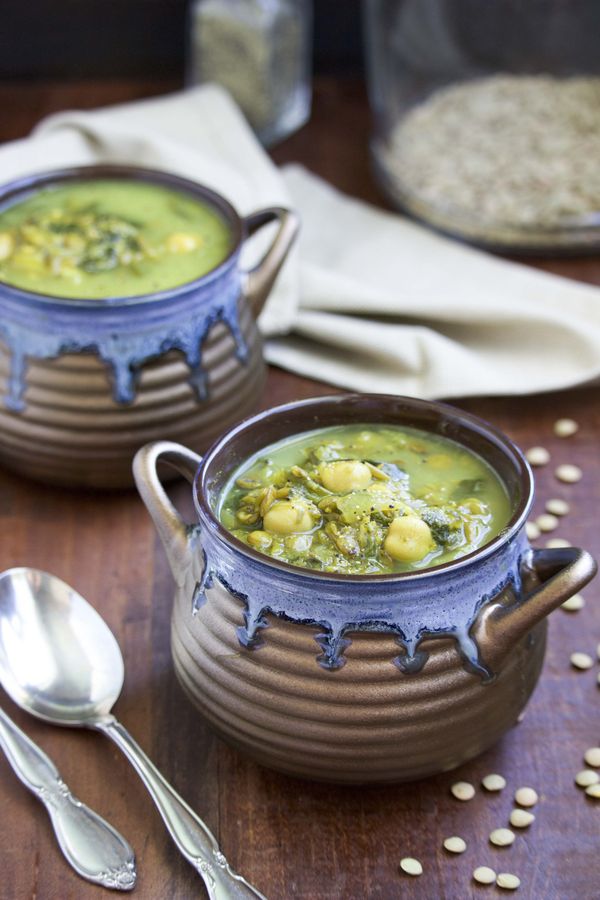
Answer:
[
  {"left": 0, "top": 165, "right": 298, "bottom": 488},
  {"left": 134, "top": 395, "right": 597, "bottom": 784}
]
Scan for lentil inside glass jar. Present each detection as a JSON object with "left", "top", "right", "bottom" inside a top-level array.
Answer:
[{"left": 363, "top": 0, "right": 600, "bottom": 252}]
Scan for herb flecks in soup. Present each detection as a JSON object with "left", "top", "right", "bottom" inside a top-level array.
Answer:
[
  {"left": 0, "top": 180, "right": 232, "bottom": 299},
  {"left": 219, "top": 425, "right": 511, "bottom": 575}
]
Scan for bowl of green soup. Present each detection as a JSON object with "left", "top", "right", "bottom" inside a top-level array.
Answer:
[
  {"left": 134, "top": 394, "right": 596, "bottom": 783},
  {"left": 0, "top": 165, "right": 298, "bottom": 487}
]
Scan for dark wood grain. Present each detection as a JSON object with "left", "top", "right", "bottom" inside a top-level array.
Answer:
[{"left": 0, "top": 77, "right": 599, "bottom": 900}]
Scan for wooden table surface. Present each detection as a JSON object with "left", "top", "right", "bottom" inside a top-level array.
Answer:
[{"left": 1, "top": 78, "right": 599, "bottom": 900}]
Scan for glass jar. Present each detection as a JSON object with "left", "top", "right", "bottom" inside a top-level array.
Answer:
[
  {"left": 187, "top": 0, "right": 312, "bottom": 147},
  {"left": 363, "top": 0, "right": 600, "bottom": 252}
]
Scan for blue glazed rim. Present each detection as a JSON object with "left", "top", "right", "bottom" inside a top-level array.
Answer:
[
  {"left": 193, "top": 393, "right": 534, "bottom": 584},
  {"left": 0, "top": 163, "right": 244, "bottom": 309}
]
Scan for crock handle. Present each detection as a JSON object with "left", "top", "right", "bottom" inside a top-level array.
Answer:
[
  {"left": 243, "top": 207, "right": 300, "bottom": 318},
  {"left": 473, "top": 546, "right": 596, "bottom": 674},
  {"left": 133, "top": 441, "right": 203, "bottom": 583}
]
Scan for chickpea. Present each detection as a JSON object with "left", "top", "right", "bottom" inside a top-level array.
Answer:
[
  {"left": 0, "top": 232, "right": 14, "bottom": 261},
  {"left": 366, "top": 482, "right": 392, "bottom": 494},
  {"left": 384, "top": 516, "right": 434, "bottom": 563},
  {"left": 247, "top": 530, "right": 273, "bottom": 550},
  {"left": 319, "top": 460, "right": 372, "bottom": 493},
  {"left": 263, "top": 499, "right": 314, "bottom": 534},
  {"left": 12, "top": 245, "right": 46, "bottom": 273},
  {"left": 166, "top": 232, "right": 201, "bottom": 254}
]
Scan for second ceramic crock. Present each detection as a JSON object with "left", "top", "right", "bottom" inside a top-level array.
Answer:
[
  {"left": 134, "top": 395, "right": 596, "bottom": 783},
  {"left": 0, "top": 165, "right": 298, "bottom": 488}
]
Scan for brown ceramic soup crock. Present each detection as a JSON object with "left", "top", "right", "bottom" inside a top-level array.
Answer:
[
  {"left": 0, "top": 165, "right": 298, "bottom": 488},
  {"left": 134, "top": 394, "right": 596, "bottom": 784}
]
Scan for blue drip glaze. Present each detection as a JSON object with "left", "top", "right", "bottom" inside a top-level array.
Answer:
[
  {"left": 196, "top": 507, "right": 530, "bottom": 678},
  {"left": 0, "top": 254, "right": 247, "bottom": 410},
  {"left": 315, "top": 631, "right": 352, "bottom": 670},
  {"left": 192, "top": 569, "right": 214, "bottom": 615}
]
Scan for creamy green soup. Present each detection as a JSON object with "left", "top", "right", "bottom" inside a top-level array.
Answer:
[
  {"left": 0, "top": 180, "right": 232, "bottom": 299},
  {"left": 218, "top": 424, "right": 511, "bottom": 575}
]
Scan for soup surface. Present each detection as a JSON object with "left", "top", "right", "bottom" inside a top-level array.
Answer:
[
  {"left": 0, "top": 179, "right": 232, "bottom": 299},
  {"left": 218, "top": 424, "right": 511, "bottom": 575}
]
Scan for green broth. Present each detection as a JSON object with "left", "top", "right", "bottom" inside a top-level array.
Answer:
[
  {"left": 218, "top": 424, "right": 512, "bottom": 575},
  {"left": 0, "top": 179, "right": 232, "bottom": 299}
]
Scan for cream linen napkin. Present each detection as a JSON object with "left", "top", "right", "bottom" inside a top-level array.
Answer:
[
  {"left": 3, "top": 85, "right": 599, "bottom": 398},
  {"left": 273, "top": 166, "right": 600, "bottom": 398}
]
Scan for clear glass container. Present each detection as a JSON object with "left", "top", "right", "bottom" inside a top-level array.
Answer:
[
  {"left": 187, "top": 0, "right": 312, "bottom": 147},
  {"left": 363, "top": 0, "right": 600, "bottom": 252}
]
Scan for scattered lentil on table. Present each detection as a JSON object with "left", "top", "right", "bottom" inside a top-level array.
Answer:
[
  {"left": 399, "top": 857, "right": 423, "bottom": 876},
  {"left": 514, "top": 787, "right": 538, "bottom": 808},
  {"left": 451, "top": 781, "right": 476, "bottom": 801},
  {"left": 482, "top": 773, "right": 506, "bottom": 792},
  {"left": 509, "top": 809, "right": 535, "bottom": 829},
  {"left": 496, "top": 873, "right": 521, "bottom": 891},
  {"left": 489, "top": 828, "right": 516, "bottom": 847},
  {"left": 553, "top": 418, "right": 579, "bottom": 438},
  {"left": 526, "top": 447, "right": 550, "bottom": 467},
  {"left": 443, "top": 836, "right": 467, "bottom": 854},
  {"left": 585, "top": 784, "right": 600, "bottom": 799},
  {"left": 562, "top": 593, "right": 585, "bottom": 612},
  {"left": 555, "top": 464, "right": 582, "bottom": 483},
  {"left": 575, "top": 770, "right": 599, "bottom": 787},
  {"left": 548, "top": 538, "right": 572, "bottom": 550},
  {"left": 545, "top": 498, "right": 570, "bottom": 516},
  {"left": 570, "top": 652, "right": 594, "bottom": 670},
  {"left": 536, "top": 513, "right": 559, "bottom": 533},
  {"left": 583, "top": 747, "right": 600, "bottom": 768},
  {"left": 473, "top": 866, "right": 497, "bottom": 885}
]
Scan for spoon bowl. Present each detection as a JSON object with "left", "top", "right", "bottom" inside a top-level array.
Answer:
[
  {"left": 0, "top": 566, "right": 265, "bottom": 899},
  {"left": 0, "top": 568, "right": 122, "bottom": 724}
]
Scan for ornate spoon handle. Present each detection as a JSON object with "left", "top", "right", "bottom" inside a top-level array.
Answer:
[
  {"left": 0, "top": 707, "right": 136, "bottom": 891},
  {"left": 97, "top": 717, "right": 267, "bottom": 899}
]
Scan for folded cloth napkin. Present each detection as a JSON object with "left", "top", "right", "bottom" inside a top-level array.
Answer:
[{"left": 2, "top": 84, "right": 599, "bottom": 398}]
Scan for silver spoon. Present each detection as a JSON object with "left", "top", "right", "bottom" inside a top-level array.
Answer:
[
  {"left": 0, "top": 704, "right": 136, "bottom": 890},
  {"left": 0, "top": 567, "right": 266, "bottom": 900}
]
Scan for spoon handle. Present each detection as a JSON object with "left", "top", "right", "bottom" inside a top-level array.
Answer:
[
  {"left": 0, "top": 707, "right": 136, "bottom": 891},
  {"left": 97, "top": 718, "right": 267, "bottom": 900}
]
